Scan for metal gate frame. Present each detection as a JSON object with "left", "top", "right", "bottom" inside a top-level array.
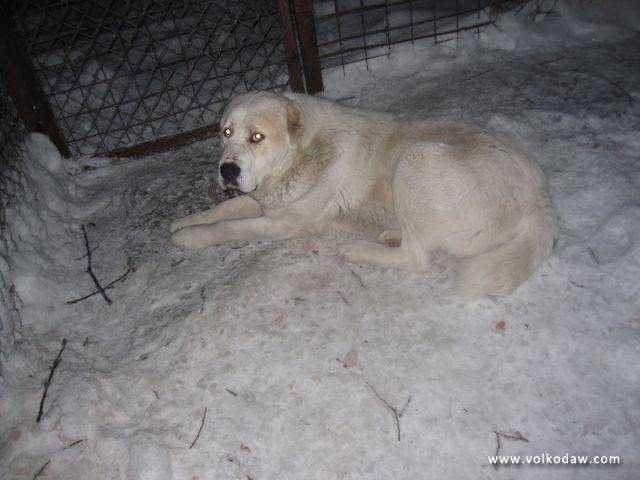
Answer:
[
  {"left": 1, "top": 1, "right": 494, "bottom": 160},
  {"left": 0, "top": 2, "right": 70, "bottom": 157},
  {"left": 1, "top": 0, "right": 322, "bottom": 159}
]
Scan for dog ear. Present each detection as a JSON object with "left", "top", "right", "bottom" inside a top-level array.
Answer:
[{"left": 285, "top": 100, "right": 302, "bottom": 137}]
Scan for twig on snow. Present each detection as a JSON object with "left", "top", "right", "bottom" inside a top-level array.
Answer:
[
  {"left": 171, "top": 258, "right": 186, "bottom": 268},
  {"left": 65, "top": 439, "right": 85, "bottom": 449},
  {"left": 32, "top": 459, "right": 50, "bottom": 480},
  {"left": 460, "top": 68, "right": 495, "bottom": 83},
  {"left": 80, "top": 224, "right": 112, "bottom": 305},
  {"left": 337, "top": 291, "right": 350, "bottom": 305},
  {"left": 399, "top": 396, "right": 413, "bottom": 417},
  {"left": 493, "top": 430, "right": 529, "bottom": 470},
  {"left": 31, "top": 439, "right": 84, "bottom": 479},
  {"left": 350, "top": 269, "right": 366, "bottom": 289},
  {"left": 367, "top": 383, "right": 412, "bottom": 442},
  {"left": 587, "top": 246, "right": 600, "bottom": 265},
  {"left": 532, "top": 55, "right": 565, "bottom": 67},
  {"left": 199, "top": 286, "right": 206, "bottom": 313},
  {"left": 605, "top": 78, "right": 635, "bottom": 104},
  {"left": 37, "top": 338, "right": 67, "bottom": 423},
  {"left": 189, "top": 406, "right": 207, "bottom": 449},
  {"left": 73, "top": 245, "right": 100, "bottom": 261},
  {"left": 66, "top": 267, "right": 133, "bottom": 305}
]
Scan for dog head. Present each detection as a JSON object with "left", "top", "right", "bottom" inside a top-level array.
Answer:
[{"left": 218, "top": 91, "right": 302, "bottom": 193}]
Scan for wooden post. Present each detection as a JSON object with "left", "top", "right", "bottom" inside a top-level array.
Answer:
[
  {"left": 276, "top": 0, "right": 305, "bottom": 93},
  {"left": 0, "top": 2, "right": 70, "bottom": 157},
  {"left": 292, "top": 0, "right": 323, "bottom": 94}
]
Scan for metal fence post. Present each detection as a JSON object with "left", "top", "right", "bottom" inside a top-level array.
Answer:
[
  {"left": 277, "top": 0, "right": 306, "bottom": 93},
  {"left": 276, "top": 0, "right": 323, "bottom": 94},
  {"left": 292, "top": 0, "right": 324, "bottom": 94},
  {"left": 0, "top": 2, "right": 70, "bottom": 157}
]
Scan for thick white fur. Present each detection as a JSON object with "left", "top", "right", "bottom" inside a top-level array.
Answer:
[{"left": 170, "top": 91, "right": 556, "bottom": 297}]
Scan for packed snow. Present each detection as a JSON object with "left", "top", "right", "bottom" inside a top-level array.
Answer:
[{"left": 1, "top": 1, "right": 639, "bottom": 479}]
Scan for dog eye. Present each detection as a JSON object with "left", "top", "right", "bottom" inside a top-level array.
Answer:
[
  {"left": 250, "top": 132, "right": 265, "bottom": 143},
  {"left": 222, "top": 127, "right": 232, "bottom": 137}
]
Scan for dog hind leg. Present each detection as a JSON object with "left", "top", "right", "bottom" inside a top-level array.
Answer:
[
  {"left": 339, "top": 240, "right": 429, "bottom": 272},
  {"left": 456, "top": 211, "right": 555, "bottom": 297}
]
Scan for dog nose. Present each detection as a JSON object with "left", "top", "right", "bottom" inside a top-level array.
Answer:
[{"left": 220, "top": 162, "right": 241, "bottom": 183}]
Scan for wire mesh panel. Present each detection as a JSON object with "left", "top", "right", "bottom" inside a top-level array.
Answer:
[
  {"left": 0, "top": 75, "right": 25, "bottom": 357},
  {"left": 7, "top": 0, "right": 292, "bottom": 156},
  {"left": 313, "top": 0, "right": 492, "bottom": 70}
]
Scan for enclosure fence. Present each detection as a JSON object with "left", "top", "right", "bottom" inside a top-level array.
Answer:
[
  {"left": 314, "top": 0, "right": 491, "bottom": 71},
  {"left": 4, "top": 0, "right": 292, "bottom": 156},
  {"left": 0, "top": 75, "right": 25, "bottom": 359},
  {"left": 2, "top": 0, "right": 493, "bottom": 158}
]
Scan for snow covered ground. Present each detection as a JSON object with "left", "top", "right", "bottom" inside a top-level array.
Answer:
[{"left": 1, "top": 1, "right": 639, "bottom": 479}]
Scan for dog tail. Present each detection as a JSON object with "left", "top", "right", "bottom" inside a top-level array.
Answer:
[{"left": 456, "top": 199, "right": 556, "bottom": 298}]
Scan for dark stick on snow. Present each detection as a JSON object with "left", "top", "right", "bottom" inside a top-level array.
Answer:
[
  {"left": 32, "top": 459, "right": 50, "bottom": 480},
  {"left": 587, "top": 246, "right": 600, "bottom": 265},
  {"left": 31, "top": 439, "right": 83, "bottom": 479},
  {"left": 80, "top": 224, "right": 112, "bottom": 305},
  {"left": 36, "top": 338, "right": 67, "bottom": 423},
  {"left": 399, "top": 396, "right": 413, "bottom": 417},
  {"left": 350, "top": 269, "right": 366, "bottom": 289},
  {"left": 199, "top": 286, "right": 206, "bottom": 313},
  {"left": 66, "top": 267, "right": 132, "bottom": 305},
  {"left": 367, "top": 383, "right": 411, "bottom": 442},
  {"left": 65, "top": 439, "right": 84, "bottom": 449},
  {"left": 73, "top": 245, "right": 99, "bottom": 261},
  {"left": 605, "top": 78, "right": 635, "bottom": 104},
  {"left": 337, "top": 290, "right": 350, "bottom": 305},
  {"left": 493, "top": 430, "right": 529, "bottom": 470},
  {"left": 171, "top": 258, "right": 186, "bottom": 268},
  {"left": 189, "top": 406, "right": 207, "bottom": 449},
  {"left": 532, "top": 55, "right": 565, "bottom": 67},
  {"left": 225, "top": 388, "right": 238, "bottom": 397},
  {"left": 460, "top": 67, "right": 495, "bottom": 83}
]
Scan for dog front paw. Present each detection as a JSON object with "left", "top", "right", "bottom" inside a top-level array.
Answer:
[
  {"left": 338, "top": 242, "right": 365, "bottom": 264},
  {"left": 169, "top": 227, "right": 191, "bottom": 249},
  {"left": 169, "top": 218, "right": 189, "bottom": 234},
  {"left": 170, "top": 225, "right": 221, "bottom": 250},
  {"left": 377, "top": 229, "right": 402, "bottom": 247}
]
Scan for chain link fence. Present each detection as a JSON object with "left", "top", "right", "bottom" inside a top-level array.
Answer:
[
  {"left": 313, "top": 0, "right": 492, "bottom": 70},
  {"left": 0, "top": 74, "right": 25, "bottom": 365},
  {"left": 8, "top": 0, "right": 292, "bottom": 156},
  {"left": 4, "top": 1, "right": 497, "bottom": 159}
]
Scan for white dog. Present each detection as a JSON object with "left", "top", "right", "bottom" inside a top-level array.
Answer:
[{"left": 170, "top": 91, "right": 556, "bottom": 297}]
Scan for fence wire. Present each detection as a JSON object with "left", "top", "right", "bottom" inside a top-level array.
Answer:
[
  {"left": 313, "top": 0, "right": 492, "bottom": 70},
  {"left": 0, "top": 74, "right": 25, "bottom": 362},
  {"left": 8, "top": 0, "right": 291, "bottom": 156}
]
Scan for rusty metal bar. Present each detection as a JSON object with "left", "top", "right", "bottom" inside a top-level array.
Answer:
[
  {"left": 105, "top": 122, "right": 220, "bottom": 159},
  {"left": 0, "top": 2, "right": 70, "bottom": 157},
  {"left": 292, "top": 0, "right": 323, "bottom": 93},
  {"left": 276, "top": 0, "right": 305, "bottom": 92}
]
